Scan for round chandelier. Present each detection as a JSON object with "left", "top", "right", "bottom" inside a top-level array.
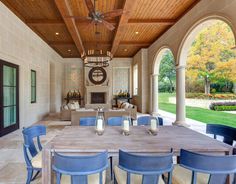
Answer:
[
  {"left": 81, "top": 21, "right": 113, "bottom": 68},
  {"left": 81, "top": 49, "right": 112, "bottom": 68}
]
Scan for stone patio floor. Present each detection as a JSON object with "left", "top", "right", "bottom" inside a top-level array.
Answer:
[{"left": 0, "top": 112, "right": 211, "bottom": 184}]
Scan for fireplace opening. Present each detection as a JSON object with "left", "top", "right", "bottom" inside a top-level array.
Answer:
[{"left": 91, "top": 92, "right": 105, "bottom": 104}]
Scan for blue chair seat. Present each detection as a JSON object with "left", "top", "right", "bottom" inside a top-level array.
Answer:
[
  {"left": 172, "top": 165, "right": 209, "bottom": 184},
  {"left": 31, "top": 151, "right": 42, "bottom": 169},
  {"left": 114, "top": 150, "right": 173, "bottom": 184},
  {"left": 114, "top": 166, "right": 165, "bottom": 184},
  {"left": 59, "top": 171, "right": 106, "bottom": 184},
  {"left": 53, "top": 151, "right": 108, "bottom": 184},
  {"left": 172, "top": 149, "right": 236, "bottom": 184}
]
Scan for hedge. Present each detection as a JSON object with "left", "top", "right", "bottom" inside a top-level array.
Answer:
[
  {"left": 210, "top": 101, "right": 236, "bottom": 111},
  {"left": 214, "top": 106, "right": 236, "bottom": 111}
]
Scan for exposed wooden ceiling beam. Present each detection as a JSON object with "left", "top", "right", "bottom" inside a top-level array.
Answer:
[
  {"left": 55, "top": 0, "right": 85, "bottom": 56},
  {"left": 111, "top": 0, "right": 138, "bottom": 55},
  {"left": 26, "top": 19, "right": 64, "bottom": 26},
  {"left": 128, "top": 19, "right": 176, "bottom": 25}
]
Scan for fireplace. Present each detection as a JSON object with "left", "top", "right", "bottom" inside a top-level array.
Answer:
[{"left": 91, "top": 92, "right": 105, "bottom": 104}]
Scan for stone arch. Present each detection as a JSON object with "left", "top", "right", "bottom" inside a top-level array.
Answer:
[
  {"left": 152, "top": 46, "right": 175, "bottom": 75},
  {"left": 177, "top": 15, "right": 236, "bottom": 67},
  {"left": 173, "top": 15, "right": 236, "bottom": 126},
  {"left": 151, "top": 47, "right": 175, "bottom": 114}
]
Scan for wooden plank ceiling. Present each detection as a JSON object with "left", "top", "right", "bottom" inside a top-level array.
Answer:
[{"left": 1, "top": 0, "right": 200, "bottom": 58}]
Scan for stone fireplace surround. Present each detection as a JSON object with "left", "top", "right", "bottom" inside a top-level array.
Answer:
[{"left": 85, "top": 85, "right": 110, "bottom": 109}]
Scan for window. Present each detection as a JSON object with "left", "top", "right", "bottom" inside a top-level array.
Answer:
[
  {"left": 31, "top": 70, "right": 36, "bottom": 103},
  {"left": 133, "top": 64, "right": 138, "bottom": 95},
  {"left": 113, "top": 67, "right": 130, "bottom": 95}
]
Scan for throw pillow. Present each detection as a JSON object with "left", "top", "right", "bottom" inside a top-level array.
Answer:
[
  {"left": 74, "top": 101, "right": 80, "bottom": 110},
  {"left": 63, "top": 105, "right": 69, "bottom": 110}
]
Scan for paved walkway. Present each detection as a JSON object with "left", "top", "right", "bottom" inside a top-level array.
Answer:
[{"left": 158, "top": 110, "right": 207, "bottom": 135}]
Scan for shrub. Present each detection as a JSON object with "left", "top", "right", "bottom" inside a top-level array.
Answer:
[
  {"left": 214, "top": 106, "right": 236, "bottom": 111},
  {"left": 211, "top": 88, "right": 216, "bottom": 93},
  {"left": 186, "top": 93, "right": 236, "bottom": 100},
  {"left": 209, "top": 101, "right": 236, "bottom": 111}
]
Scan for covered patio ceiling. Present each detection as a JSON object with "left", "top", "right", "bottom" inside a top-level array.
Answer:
[{"left": 1, "top": 0, "right": 200, "bottom": 58}]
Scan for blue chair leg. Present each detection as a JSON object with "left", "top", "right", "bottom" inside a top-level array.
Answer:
[
  {"left": 110, "top": 156, "right": 113, "bottom": 180},
  {"left": 26, "top": 169, "right": 33, "bottom": 184}
]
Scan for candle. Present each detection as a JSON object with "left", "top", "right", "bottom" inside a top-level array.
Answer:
[
  {"left": 123, "top": 120, "right": 129, "bottom": 131},
  {"left": 97, "top": 119, "right": 103, "bottom": 131},
  {"left": 151, "top": 119, "right": 157, "bottom": 131}
]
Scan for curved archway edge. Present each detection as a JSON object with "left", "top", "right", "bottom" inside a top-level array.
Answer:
[{"left": 177, "top": 14, "right": 236, "bottom": 67}]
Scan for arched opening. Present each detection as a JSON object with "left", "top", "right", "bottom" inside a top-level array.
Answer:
[
  {"left": 176, "top": 17, "right": 236, "bottom": 126},
  {"left": 152, "top": 48, "right": 176, "bottom": 115}
]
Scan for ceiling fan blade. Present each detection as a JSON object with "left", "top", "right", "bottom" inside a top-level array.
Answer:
[
  {"left": 101, "top": 9, "right": 125, "bottom": 19},
  {"left": 84, "top": 0, "right": 95, "bottom": 14},
  {"left": 101, "top": 20, "right": 115, "bottom": 31}
]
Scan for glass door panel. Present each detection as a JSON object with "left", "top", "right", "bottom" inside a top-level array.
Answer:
[
  {"left": 3, "top": 66, "right": 17, "bottom": 128},
  {"left": 0, "top": 60, "right": 19, "bottom": 136}
]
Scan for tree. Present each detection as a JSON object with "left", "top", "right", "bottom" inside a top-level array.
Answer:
[
  {"left": 186, "top": 20, "right": 236, "bottom": 94},
  {"left": 159, "top": 50, "right": 176, "bottom": 93}
]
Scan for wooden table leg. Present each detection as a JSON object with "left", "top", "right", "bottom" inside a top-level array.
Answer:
[{"left": 42, "top": 144, "right": 52, "bottom": 184}]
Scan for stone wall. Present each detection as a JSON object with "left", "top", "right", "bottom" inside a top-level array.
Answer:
[
  {"left": 132, "top": 49, "right": 149, "bottom": 113},
  {"left": 0, "top": 2, "right": 64, "bottom": 127}
]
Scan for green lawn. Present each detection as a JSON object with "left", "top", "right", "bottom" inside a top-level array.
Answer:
[{"left": 158, "top": 93, "right": 236, "bottom": 128}]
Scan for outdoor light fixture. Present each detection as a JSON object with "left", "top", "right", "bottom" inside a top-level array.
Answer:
[
  {"left": 82, "top": 49, "right": 112, "bottom": 68},
  {"left": 81, "top": 24, "right": 113, "bottom": 68}
]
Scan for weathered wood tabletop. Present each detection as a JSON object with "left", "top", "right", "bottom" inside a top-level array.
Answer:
[{"left": 42, "top": 126, "right": 233, "bottom": 184}]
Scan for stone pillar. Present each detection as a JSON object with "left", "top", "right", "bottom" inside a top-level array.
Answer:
[
  {"left": 152, "top": 74, "right": 159, "bottom": 115},
  {"left": 233, "top": 83, "right": 236, "bottom": 94},
  {"left": 173, "top": 66, "right": 189, "bottom": 126}
]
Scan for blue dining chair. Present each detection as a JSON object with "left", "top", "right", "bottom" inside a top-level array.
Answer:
[
  {"left": 114, "top": 150, "right": 174, "bottom": 184},
  {"left": 80, "top": 116, "right": 97, "bottom": 126},
  {"left": 53, "top": 151, "right": 108, "bottom": 184},
  {"left": 107, "top": 117, "right": 123, "bottom": 126},
  {"left": 137, "top": 116, "right": 163, "bottom": 126},
  {"left": 172, "top": 149, "right": 236, "bottom": 184},
  {"left": 22, "top": 125, "right": 46, "bottom": 184},
  {"left": 206, "top": 124, "right": 236, "bottom": 145}
]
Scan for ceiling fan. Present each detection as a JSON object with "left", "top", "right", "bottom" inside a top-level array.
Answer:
[{"left": 68, "top": 0, "right": 125, "bottom": 31}]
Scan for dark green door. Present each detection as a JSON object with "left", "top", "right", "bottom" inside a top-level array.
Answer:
[{"left": 0, "top": 59, "right": 19, "bottom": 136}]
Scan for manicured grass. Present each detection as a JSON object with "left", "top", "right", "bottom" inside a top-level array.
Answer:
[{"left": 158, "top": 93, "right": 236, "bottom": 128}]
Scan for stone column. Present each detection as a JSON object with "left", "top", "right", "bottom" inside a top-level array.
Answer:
[
  {"left": 173, "top": 66, "right": 189, "bottom": 126},
  {"left": 152, "top": 74, "right": 159, "bottom": 115}
]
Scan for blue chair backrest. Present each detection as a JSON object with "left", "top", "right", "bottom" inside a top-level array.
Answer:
[
  {"left": 80, "top": 116, "right": 96, "bottom": 126},
  {"left": 137, "top": 116, "right": 163, "bottom": 126},
  {"left": 118, "top": 150, "right": 173, "bottom": 184},
  {"left": 206, "top": 124, "right": 236, "bottom": 145},
  {"left": 53, "top": 151, "right": 108, "bottom": 184},
  {"left": 180, "top": 149, "right": 236, "bottom": 184},
  {"left": 22, "top": 125, "right": 46, "bottom": 168},
  {"left": 22, "top": 125, "right": 46, "bottom": 157},
  {"left": 107, "top": 117, "right": 123, "bottom": 126}
]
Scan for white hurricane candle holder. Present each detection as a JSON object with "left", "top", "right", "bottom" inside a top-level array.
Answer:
[
  {"left": 95, "top": 114, "right": 105, "bottom": 136},
  {"left": 122, "top": 116, "right": 131, "bottom": 136},
  {"left": 148, "top": 116, "right": 159, "bottom": 136}
]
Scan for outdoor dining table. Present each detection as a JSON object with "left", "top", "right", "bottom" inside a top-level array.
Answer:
[{"left": 42, "top": 125, "right": 233, "bottom": 184}]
